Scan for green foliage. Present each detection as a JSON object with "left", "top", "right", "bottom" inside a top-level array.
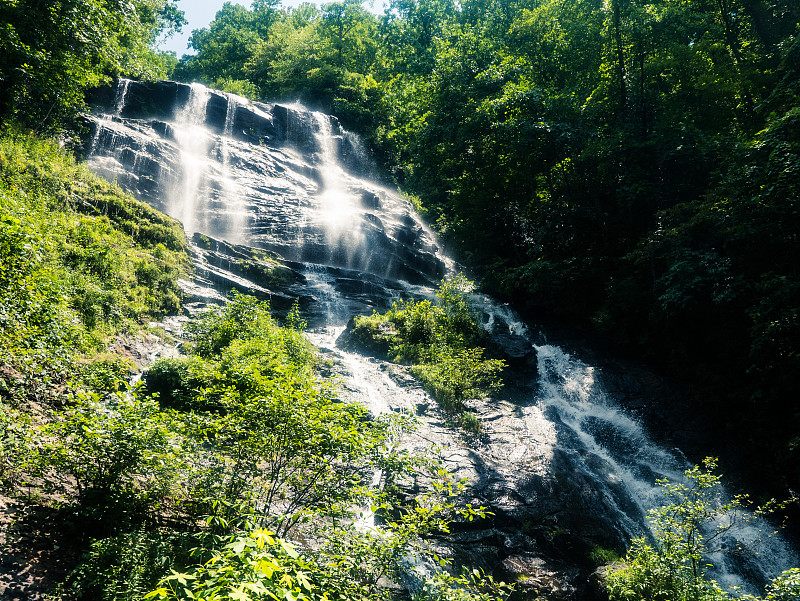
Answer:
[
  {"left": 410, "top": 348, "right": 503, "bottom": 414},
  {"left": 350, "top": 276, "right": 504, "bottom": 429},
  {"left": 183, "top": 294, "right": 314, "bottom": 370},
  {"left": 758, "top": 569, "right": 800, "bottom": 601},
  {"left": 142, "top": 356, "right": 216, "bottom": 411},
  {"left": 78, "top": 355, "right": 136, "bottom": 394},
  {"left": 0, "top": 0, "right": 185, "bottom": 130},
  {"left": 144, "top": 528, "right": 333, "bottom": 601},
  {"left": 25, "top": 393, "right": 184, "bottom": 531},
  {"left": 606, "top": 458, "right": 792, "bottom": 601},
  {"left": 0, "top": 130, "right": 191, "bottom": 577},
  {"left": 0, "top": 131, "right": 188, "bottom": 362},
  {"left": 145, "top": 465, "right": 511, "bottom": 601},
  {"left": 178, "top": 2, "right": 274, "bottom": 84},
  {"left": 0, "top": 126, "right": 188, "bottom": 470},
  {"left": 166, "top": 295, "right": 393, "bottom": 535},
  {"left": 0, "top": 399, "right": 30, "bottom": 486},
  {"left": 50, "top": 528, "right": 195, "bottom": 601},
  {"left": 2, "top": 281, "right": 513, "bottom": 599},
  {"left": 92, "top": 292, "right": 509, "bottom": 601},
  {"left": 413, "top": 567, "right": 513, "bottom": 601},
  {"left": 590, "top": 545, "right": 621, "bottom": 567}
]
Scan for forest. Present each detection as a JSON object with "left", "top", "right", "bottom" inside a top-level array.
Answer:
[{"left": 0, "top": 0, "right": 799, "bottom": 599}]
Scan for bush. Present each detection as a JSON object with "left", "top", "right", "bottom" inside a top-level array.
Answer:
[
  {"left": 606, "top": 458, "right": 795, "bottom": 601},
  {"left": 142, "top": 357, "right": 216, "bottom": 411},
  {"left": 25, "top": 393, "right": 185, "bottom": 534},
  {"left": 78, "top": 356, "right": 136, "bottom": 394},
  {"left": 411, "top": 347, "right": 504, "bottom": 413},
  {"left": 349, "top": 275, "right": 504, "bottom": 430},
  {"left": 51, "top": 528, "right": 195, "bottom": 601},
  {"left": 145, "top": 473, "right": 511, "bottom": 601}
]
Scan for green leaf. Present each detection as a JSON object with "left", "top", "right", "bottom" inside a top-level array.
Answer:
[{"left": 279, "top": 540, "right": 299, "bottom": 559}]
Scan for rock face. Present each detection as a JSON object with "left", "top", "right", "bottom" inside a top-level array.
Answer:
[
  {"left": 312, "top": 326, "right": 641, "bottom": 600},
  {"left": 84, "top": 79, "right": 444, "bottom": 288},
  {"left": 83, "top": 79, "right": 797, "bottom": 600}
]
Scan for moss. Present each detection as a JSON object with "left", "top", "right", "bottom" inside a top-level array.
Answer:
[{"left": 234, "top": 258, "right": 299, "bottom": 290}]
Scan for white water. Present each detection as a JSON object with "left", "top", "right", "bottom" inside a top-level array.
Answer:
[
  {"left": 220, "top": 93, "right": 248, "bottom": 242},
  {"left": 113, "top": 78, "right": 131, "bottom": 116},
  {"left": 171, "top": 83, "right": 212, "bottom": 235},
  {"left": 86, "top": 80, "right": 798, "bottom": 596},
  {"left": 533, "top": 340, "right": 796, "bottom": 594}
]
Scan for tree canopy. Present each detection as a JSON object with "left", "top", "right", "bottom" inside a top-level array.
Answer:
[{"left": 0, "top": 0, "right": 185, "bottom": 130}]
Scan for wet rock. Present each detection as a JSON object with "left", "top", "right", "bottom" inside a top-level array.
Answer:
[
  {"left": 586, "top": 564, "right": 624, "bottom": 601},
  {"left": 360, "top": 191, "right": 382, "bottom": 209},
  {"left": 188, "top": 233, "right": 309, "bottom": 312},
  {"left": 112, "top": 79, "right": 189, "bottom": 120},
  {"left": 205, "top": 90, "right": 229, "bottom": 132},
  {"left": 107, "top": 329, "right": 181, "bottom": 371},
  {"left": 86, "top": 80, "right": 447, "bottom": 287},
  {"left": 233, "top": 104, "right": 278, "bottom": 142},
  {"left": 501, "top": 554, "right": 578, "bottom": 600},
  {"left": 271, "top": 104, "right": 318, "bottom": 152}
]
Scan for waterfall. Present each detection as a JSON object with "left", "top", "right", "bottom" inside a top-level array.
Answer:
[
  {"left": 312, "top": 112, "right": 354, "bottom": 228},
  {"left": 84, "top": 80, "right": 797, "bottom": 597},
  {"left": 170, "top": 83, "right": 212, "bottom": 236},
  {"left": 220, "top": 93, "right": 248, "bottom": 242},
  {"left": 113, "top": 78, "right": 131, "bottom": 116},
  {"left": 548, "top": 340, "right": 798, "bottom": 593}
]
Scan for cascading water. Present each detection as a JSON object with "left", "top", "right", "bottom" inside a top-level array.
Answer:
[
  {"left": 531, "top": 342, "right": 799, "bottom": 593},
  {"left": 171, "top": 83, "right": 212, "bottom": 235},
  {"left": 113, "top": 78, "right": 130, "bottom": 116},
  {"left": 219, "top": 93, "right": 248, "bottom": 241},
  {"left": 84, "top": 79, "right": 797, "bottom": 598}
]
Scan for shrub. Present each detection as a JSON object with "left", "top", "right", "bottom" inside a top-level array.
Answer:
[
  {"left": 349, "top": 276, "right": 504, "bottom": 430},
  {"left": 142, "top": 357, "right": 216, "bottom": 411},
  {"left": 78, "top": 356, "right": 136, "bottom": 394},
  {"left": 51, "top": 528, "right": 195, "bottom": 601},
  {"left": 606, "top": 458, "right": 795, "bottom": 601},
  {"left": 411, "top": 347, "right": 504, "bottom": 413},
  {"left": 25, "top": 393, "right": 185, "bottom": 533}
]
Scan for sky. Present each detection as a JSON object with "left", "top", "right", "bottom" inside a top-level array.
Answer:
[
  {"left": 158, "top": 0, "right": 386, "bottom": 57},
  {"left": 158, "top": 1, "right": 253, "bottom": 56}
]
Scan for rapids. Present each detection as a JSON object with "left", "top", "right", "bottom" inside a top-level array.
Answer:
[{"left": 83, "top": 79, "right": 797, "bottom": 599}]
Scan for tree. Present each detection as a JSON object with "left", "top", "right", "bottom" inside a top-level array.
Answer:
[
  {"left": 320, "top": 0, "right": 377, "bottom": 70},
  {"left": 380, "top": 0, "right": 456, "bottom": 74},
  {"left": 178, "top": 2, "right": 265, "bottom": 85},
  {"left": 0, "top": 0, "right": 184, "bottom": 129}
]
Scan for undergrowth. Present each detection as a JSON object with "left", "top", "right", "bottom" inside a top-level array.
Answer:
[
  {"left": 0, "top": 178, "right": 513, "bottom": 601},
  {"left": 348, "top": 275, "right": 505, "bottom": 433},
  {"left": 34, "top": 295, "right": 512, "bottom": 601},
  {"left": 0, "top": 129, "right": 189, "bottom": 413}
]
